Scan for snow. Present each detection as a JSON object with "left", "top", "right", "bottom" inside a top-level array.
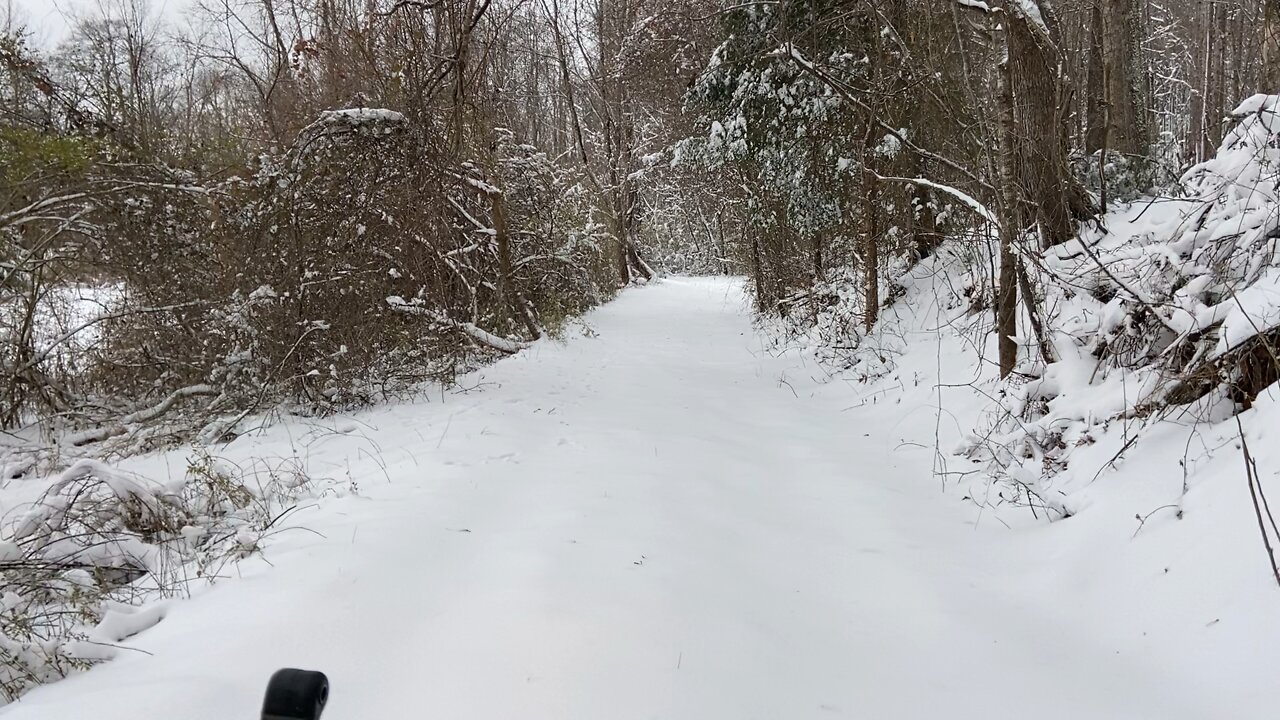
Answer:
[
  {"left": 1010, "top": 0, "right": 1048, "bottom": 34},
  {"left": 872, "top": 132, "right": 902, "bottom": 159},
  {"left": 462, "top": 176, "right": 501, "bottom": 196},
  {"left": 1017, "top": 97, "right": 1280, "bottom": 419},
  {"left": 89, "top": 603, "right": 168, "bottom": 644},
  {"left": 1231, "top": 93, "right": 1276, "bottom": 116},
  {"left": 3, "top": 278, "right": 1277, "bottom": 718},
  {"left": 1215, "top": 267, "right": 1280, "bottom": 354},
  {"left": 875, "top": 174, "right": 999, "bottom": 227},
  {"left": 316, "top": 108, "right": 407, "bottom": 126}
]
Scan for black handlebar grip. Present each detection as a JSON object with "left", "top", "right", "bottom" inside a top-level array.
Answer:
[{"left": 262, "top": 668, "right": 329, "bottom": 720}]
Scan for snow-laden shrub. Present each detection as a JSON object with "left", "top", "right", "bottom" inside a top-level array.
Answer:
[
  {"left": 0, "top": 451, "right": 321, "bottom": 701},
  {"left": 1041, "top": 94, "right": 1280, "bottom": 404},
  {"left": 26, "top": 107, "right": 615, "bottom": 454},
  {"left": 764, "top": 96, "right": 1280, "bottom": 519},
  {"left": 955, "top": 95, "right": 1280, "bottom": 514},
  {"left": 491, "top": 129, "right": 612, "bottom": 327}
]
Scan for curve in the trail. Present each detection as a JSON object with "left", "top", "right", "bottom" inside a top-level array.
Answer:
[{"left": 0, "top": 278, "right": 1230, "bottom": 720}]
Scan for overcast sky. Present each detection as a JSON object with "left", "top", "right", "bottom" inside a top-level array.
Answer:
[
  {"left": 7, "top": 0, "right": 181, "bottom": 47},
  {"left": 8, "top": 0, "right": 76, "bottom": 44}
]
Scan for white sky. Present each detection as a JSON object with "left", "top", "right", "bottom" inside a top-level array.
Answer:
[
  {"left": 6, "top": 0, "right": 182, "bottom": 47},
  {"left": 7, "top": 0, "right": 79, "bottom": 44}
]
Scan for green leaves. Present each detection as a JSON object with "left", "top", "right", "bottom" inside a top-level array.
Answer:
[{"left": 0, "top": 127, "right": 100, "bottom": 184}]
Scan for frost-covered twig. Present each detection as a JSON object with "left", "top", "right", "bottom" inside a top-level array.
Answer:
[{"left": 1131, "top": 504, "right": 1182, "bottom": 539}]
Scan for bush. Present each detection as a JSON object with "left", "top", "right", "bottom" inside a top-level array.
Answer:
[{"left": 0, "top": 450, "right": 322, "bottom": 700}]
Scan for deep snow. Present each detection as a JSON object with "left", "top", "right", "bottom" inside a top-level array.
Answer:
[{"left": 2, "top": 277, "right": 1276, "bottom": 719}]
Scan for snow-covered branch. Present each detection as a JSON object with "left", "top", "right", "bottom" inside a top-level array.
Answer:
[
  {"left": 873, "top": 174, "right": 1000, "bottom": 228},
  {"left": 66, "top": 384, "right": 221, "bottom": 446},
  {"left": 447, "top": 196, "right": 491, "bottom": 233},
  {"left": 0, "top": 192, "right": 94, "bottom": 228},
  {"left": 386, "top": 296, "right": 531, "bottom": 354}
]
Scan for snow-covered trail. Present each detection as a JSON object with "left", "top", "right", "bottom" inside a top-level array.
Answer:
[{"left": 1, "top": 278, "right": 1239, "bottom": 719}]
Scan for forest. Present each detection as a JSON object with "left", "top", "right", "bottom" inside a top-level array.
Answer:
[
  {"left": 4, "top": 0, "right": 1279, "bottom": 442},
  {"left": 3, "top": 0, "right": 1280, "bottom": 714}
]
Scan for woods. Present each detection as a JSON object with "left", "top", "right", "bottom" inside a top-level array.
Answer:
[
  {"left": 3, "top": 0, "right": 1279, "bottom": 475},
  {"left": 678, "top": 0, "right": 1279, "bottom": 390},
  {"left": 4, "top": 0, "right": 1280, "bottom": 463},
  {"left": 6, "top": 0, "right": 1280, "bottom": 707},
  {"left": 1, "top": 0, "right": 716, "bottom": 453}
]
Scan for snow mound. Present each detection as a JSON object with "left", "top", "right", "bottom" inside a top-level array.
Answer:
[{"left": 317, "top": 108, "right": 407, "bottom": 126}]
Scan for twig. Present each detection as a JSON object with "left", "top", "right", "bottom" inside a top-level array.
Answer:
[
  {"left": 1237, "top": 416, "right": 1280, "bottom": 589},
  {"left": 1131, "top": 504, "right": 1182, "bottom": 539}
]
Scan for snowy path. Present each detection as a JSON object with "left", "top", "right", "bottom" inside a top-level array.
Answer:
[{"left": 2, "top": 278, "right": 1249, "bottom": 719}]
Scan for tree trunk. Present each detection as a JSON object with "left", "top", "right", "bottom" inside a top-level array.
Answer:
[
  {"left": 751, "top": 236, "right": 766, "bottom": 313},
  {"left": 1195, "top": 1, "right": 1218, "bottom": 160},
  {"left": 448, "top": 0, "right": 480, "bottom": 153},
  {"left": 997, "top": 54, "right": 1021, "bottom": 379},
  {"left": 1187, "top": 2, "right": 1206, "bottom": 166},
  {"left": 1085, "top": 3, "right": 1107, "bottom": 152},
  {"left": 1003, "top": 0, "right": 1095, "bottom": 247},
  {"left": 911, "top": 184, "right": 940, "bottom": 261},
  {"left": 615, "top": 231, "right": 631, "bottom": 286},
  {"left": 862, "top": 173, "right": 880, "bottom": 333},
  {"left": 1099, "top": 0, "right": 1148, "bottom": 155},
  {"left": 716, "top": 210, "right": 729, "bottom": 275},
  {"left": 626, "top": 243, "right": 653, "bottom": 281},
  {"left": 812, "top": 234, "right": 824, "bottom": 281},
  {"left": 1205, "top": 2, "right": 1228, "bottom": 154},
  {"left": 491, "top": 189, "right": 512, "bottom": 315}
]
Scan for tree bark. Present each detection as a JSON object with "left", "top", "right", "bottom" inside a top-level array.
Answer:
[
  {"left": 1099, "top": 0, "right": 1148, "bottom": 155},
  {"left": 862, "top": 173, "right": 880, "bottom": 333},
  {"left": 911, "top": 184, "right": 940, "bottom": 261},
  {"left": 1187, "top": 0, "right": 1207, "bottom": 165},
  {"left": 751, "top": 236, "right": 766, "bottom": 313},
  {"left": 491, "top": 189, "right": 512, "bottom": 313},
  {"left": 1003, "top": 0, "right": 1095, "bottom": 247},
  {"left": 1205, "top": 2, "right": 1228, "bottom": 154},
  {"left": 1086, "top": 3, "right": 1107, "bottom": 152},
  {"left": 997, "top": 53, "right": 1021, "bottom": 379}
]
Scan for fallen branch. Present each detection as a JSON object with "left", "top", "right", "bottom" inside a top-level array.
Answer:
[
  {"left": 66, "top": 384, "right": 221, "bottom": 446},
  {"left": 386, "top": 297, "right": 531, "bottom": 354}
]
